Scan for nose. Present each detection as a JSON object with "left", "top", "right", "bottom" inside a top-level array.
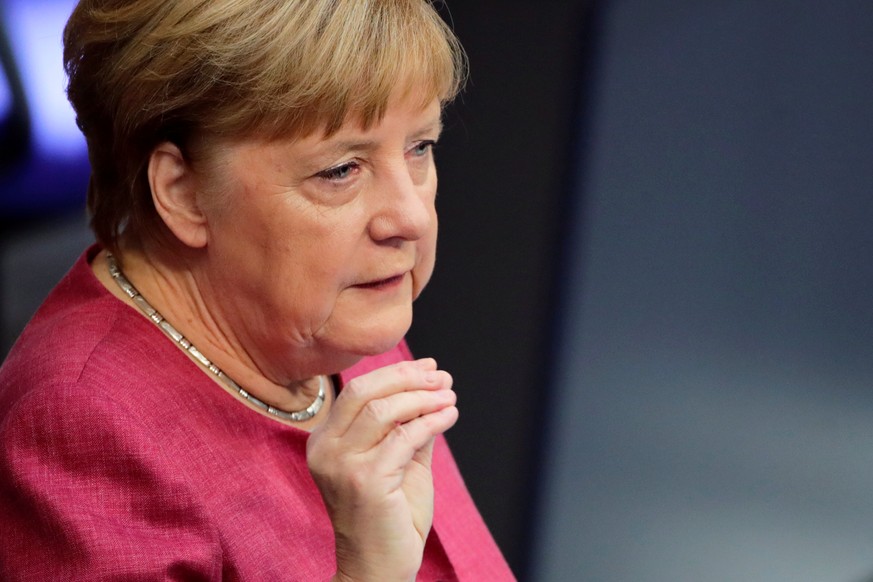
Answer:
[{"left": 368, "top": 162, "right": 434, "bottom": 243}]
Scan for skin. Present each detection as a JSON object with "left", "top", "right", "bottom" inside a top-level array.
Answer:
[{"left": 91, "top": 94, "right": 459, "bottom": 579}]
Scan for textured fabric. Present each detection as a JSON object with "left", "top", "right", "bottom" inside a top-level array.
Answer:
[{"left": 0, "top": 246, "right": 515, "bottom": 581}]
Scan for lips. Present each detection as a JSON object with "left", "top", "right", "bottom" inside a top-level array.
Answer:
[{"left": 354, "top": 273, "right": 407, "bottom": 289}]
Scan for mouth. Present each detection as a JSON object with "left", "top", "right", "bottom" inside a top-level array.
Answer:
[{"left": 353, "top": 273, "right": 407, "bottom": 290}]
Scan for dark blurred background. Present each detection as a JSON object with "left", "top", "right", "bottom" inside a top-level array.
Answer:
[{"left": 3, "top": 1, "right": 873, "bottom": 581}]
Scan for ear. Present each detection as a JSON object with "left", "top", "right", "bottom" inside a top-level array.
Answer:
[{"left": 148, "top": 141, "right": 208, "bottom": 249}]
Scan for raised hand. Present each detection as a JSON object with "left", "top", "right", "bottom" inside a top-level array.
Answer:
[{"left": 307, "top": 358, "right": 458, "bottom": 582}]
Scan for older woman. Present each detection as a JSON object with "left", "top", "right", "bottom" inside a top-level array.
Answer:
[{"left": 0, "top": 1, "right": 514, "bottom": 580}]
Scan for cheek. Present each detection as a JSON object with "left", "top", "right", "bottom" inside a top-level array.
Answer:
[{"left": 412, "top": 212, "right": 438, "bottom": 299}]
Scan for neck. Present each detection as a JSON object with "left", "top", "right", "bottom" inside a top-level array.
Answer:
[{"left": 92, "top": 243, "right": 332, "bottom": 426}]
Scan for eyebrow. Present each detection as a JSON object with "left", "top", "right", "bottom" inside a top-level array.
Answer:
[
  {"left": 415, "top": 118, "right": 444, "bottom": 140},
  {"left": 321, "top": 118, "right": 444, "bottom": 158},
  {"left": 324, "top": 140, "right": 378, "bottom": 157}
]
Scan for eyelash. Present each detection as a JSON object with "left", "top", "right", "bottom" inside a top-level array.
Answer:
[
  {"left": 314, "top": 140, "right": 438, "bottom": 183},
  {"left": 317, "top": 161, "right": 359, "bottom": 182}
]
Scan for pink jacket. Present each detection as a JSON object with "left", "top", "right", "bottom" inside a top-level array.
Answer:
[{"left": 0, "top": 247, "right": 514, "bottom": 581}]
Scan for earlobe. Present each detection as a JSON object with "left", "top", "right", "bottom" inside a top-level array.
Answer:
[{"left": 148, "top": 142, "right": 208, "bottom": 249}]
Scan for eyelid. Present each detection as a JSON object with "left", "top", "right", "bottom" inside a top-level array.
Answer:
[
  {"left": 315, "top": 137, "right": 438, "bottom": 181},
  {"left": 315, "top": 159, "right": 359, "bottom": 181},
  {"left": 409, "top": 139, "right": 438, "bottom": 155}
]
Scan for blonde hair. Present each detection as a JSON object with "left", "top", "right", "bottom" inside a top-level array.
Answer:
[{"left": 64, "top": 0, "right": 466, "bottom": 253}]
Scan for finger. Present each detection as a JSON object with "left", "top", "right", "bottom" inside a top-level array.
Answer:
[
  {"left": 411, "top": 433, "right": 436, "bottom": 469},
  {"left": 320, "top": 359, "right": 448, "bottom": 436},
  {"left": 368, "top": 405, "right": 459, "bottom": 476},
  {"left": 341, "top": 385, "right": 456, "bottom": 451}
]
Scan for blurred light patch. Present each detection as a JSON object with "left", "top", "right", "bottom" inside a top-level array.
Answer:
[
  {"left": 0, "top": 60, "right": 11, "bottom": 121},
  {"left": 4, "top": 0, "right": 84, "bottom": 159}
]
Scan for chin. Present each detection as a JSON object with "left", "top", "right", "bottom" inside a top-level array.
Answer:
[
  {"left": 356, "top": 325, "right": 411, "bottom": 356},
  {"left": 312, "top": 298, "right": 414, "bottom": 367},
  {"left": 336, "top": 315, "right": 413, "bottom": 359}
]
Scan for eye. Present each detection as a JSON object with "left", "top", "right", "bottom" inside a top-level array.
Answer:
[
  {"left": 409, "top": 140, "right": 437, "bottom": 158},
  {"left": 315, "top": 160, "right": 360, "bottom": 182}
]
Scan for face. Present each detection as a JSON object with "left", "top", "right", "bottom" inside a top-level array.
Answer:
[{"left": 192, "top": 96, "right": 442, "bottom": 381}]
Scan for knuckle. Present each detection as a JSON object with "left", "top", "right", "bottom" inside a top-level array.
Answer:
[
  {"left": 306, "top": 456, "right": 327, "bottom": 481},
  {"left": 362, "top": 399, "right": 390, "bottom": 424},
  {"left": 340, "top": 377, "right": 366, "bottom": 401},
  {"left": 395, "top": 361, "right": 420, "bottom": 383},
  {"left": 346, "top": 468, "right": 371, "bottom": 495},
  {"left": 391, "top": 422, "right": 416, "bottom": 447},
  {"left": 306, "top": 445, "right": 328, "bottom": 474}
]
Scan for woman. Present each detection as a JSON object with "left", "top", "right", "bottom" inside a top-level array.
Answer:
[{"left": 0, "top": 0, "right": 514, "bottom": 580}]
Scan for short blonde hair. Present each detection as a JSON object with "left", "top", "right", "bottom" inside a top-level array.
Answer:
[{"left": 64, "top": 0, "right": 466, "bottom": 253}]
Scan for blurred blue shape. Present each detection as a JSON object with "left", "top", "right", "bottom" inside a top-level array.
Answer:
[
  {"left": 0, "top": 59, "right": 10, "bottom": 121},
  {"left": 0, "top": 0, "right": 88, "bottom": 220},
  {"left": 4, "top": 0, "right": 84, "bottom": 159}
]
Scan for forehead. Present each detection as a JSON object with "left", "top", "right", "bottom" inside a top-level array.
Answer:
[
  {"left": 322, "top": 97, "right": 443, "bottom": 141},
  {"left": 202, "top": 97, "right": 443, "bottom": 172},
  {"left": 254, "top": 95, "right": 442, "bottom": 146},
  {"left": 316, "top": 80, "right": 446, "bottom": 134}
]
